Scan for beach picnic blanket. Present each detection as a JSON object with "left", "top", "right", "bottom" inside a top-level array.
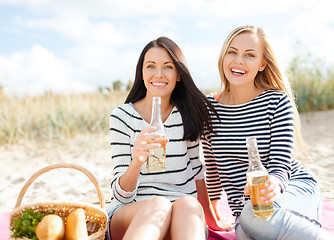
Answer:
[
  {"left": 2, "top": 198, "right": 334, "bottom": 239},
  {"left": 207, "top": 194, "right": 334, "bottom": 240}
]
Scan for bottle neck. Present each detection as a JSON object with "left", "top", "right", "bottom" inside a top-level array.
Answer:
[
  {"left": 246, "top": 137, "right": 267, "bottom": 173},
  {"left": 150, "top": 101, "right": 163, "bottom": 126},
  {"left": 150, "top": 97, "right": 165, "bottom": 134}
]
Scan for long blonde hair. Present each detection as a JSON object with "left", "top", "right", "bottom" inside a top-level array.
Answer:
[{"left": 218, "top": 25, "right": 308, "bottom": 160}]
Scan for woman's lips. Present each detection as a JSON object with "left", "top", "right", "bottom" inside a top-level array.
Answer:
[
  {"left": 230, "top": 68, "right": 246, "bottom": 75},
  {"left": 151, "top": 82, "right": 168, "bottom": 87}
]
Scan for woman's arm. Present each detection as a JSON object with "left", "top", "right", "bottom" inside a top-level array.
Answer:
[
  {"left": 200, "top": 130, "right": 224, "bottom": 201},
  {"left": 186, "top": 140, "right": 205, "bottom": 180},
  {"left": 256, "top": 93, "right": 295, "bottom": 203},
  {"left": 196, "top": 179, "right": 233, "bottom": 231},
  {"left": 267, "top": 94, "right": 295, "bottom": 192},
  {"left": 109, "top": 107, "right": 160, "bottom": 203},
  {"left": 119, "top": 126, "right": 160, "bottom": 191}
]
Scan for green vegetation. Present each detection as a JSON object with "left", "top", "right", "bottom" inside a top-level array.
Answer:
[
  {"left": 288, "top": 54, "right": 334, "bottom": 112},
  {"left": 0, "top": 55, "right": 333, "bottom": 144},
  {"left": 11, "top": 209, "right": 47, "bottom": 240}
]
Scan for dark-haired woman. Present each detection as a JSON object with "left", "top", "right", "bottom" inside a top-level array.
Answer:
[{"left": 106, "top": 37, "right": 224, "bottom": 240}]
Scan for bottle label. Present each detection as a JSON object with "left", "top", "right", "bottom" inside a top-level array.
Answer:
[{"left": 146, "top": 135, "right": 166, "bottom": 172}]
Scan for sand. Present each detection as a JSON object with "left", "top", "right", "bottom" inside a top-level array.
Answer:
[{"left": 1, "top": 110, "right": 333, "bottom": 212}]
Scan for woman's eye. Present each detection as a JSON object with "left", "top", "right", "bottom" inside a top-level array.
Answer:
[
  {"left": 165, "top": 65, "right": 173, "bottom": 69},
  {"left": 246, "top": 54, "right": 255, "bottom": 57},
  {"left": 227, "top": 51, "right": 236, "bottom": 55},
  {"left": 147, "top": 65, "right": 154, "bottom": 69}
]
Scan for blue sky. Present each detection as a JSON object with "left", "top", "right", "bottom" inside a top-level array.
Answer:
[{"left": 0, "top": 0, "right": 333, "bottom": 96}]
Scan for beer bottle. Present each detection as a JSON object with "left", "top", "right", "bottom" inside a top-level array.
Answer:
[
  {"left": 246, "top": 137, "right": 274, "bottom": 217},
  {"left": 146, "top": 96, "right": 167, "bottom": 172}
]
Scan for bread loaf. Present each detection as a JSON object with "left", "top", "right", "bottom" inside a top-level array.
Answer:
[
  {"left": 35, "top": 214, "right": 65, "bottom": 240},
  {"left": 65, "top": 208, "right": 88, "bottom": 240}
]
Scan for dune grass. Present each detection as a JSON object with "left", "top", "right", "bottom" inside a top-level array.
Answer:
[
  {"left": 0, "top": 89, "right": 127, "bottom": 144},
  {"left": 1, "top": 55, "right": 333, "bottom": 144},
  {"left": 288, "top": 55, "right": 334, "bottom": 113}
]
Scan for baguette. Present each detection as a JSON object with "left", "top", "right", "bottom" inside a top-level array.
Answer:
[{"left": 65, "top": 208, "right": 88, "bottom": 240}]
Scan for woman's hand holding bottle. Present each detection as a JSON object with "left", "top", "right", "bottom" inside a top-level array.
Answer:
[
  {"left": 119, "top": 126, "right": 162, "bottom": 193},
  {"left": 132, "top": 126, "right": 162, "bottom": 168},
  {"left": 244, "top": 175, "right": 282, "bottom": 204},
  {"left": 260, "top": 175, "right": 281, "bottom": 204}
]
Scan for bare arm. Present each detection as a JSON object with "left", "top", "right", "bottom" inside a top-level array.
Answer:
[{"left": 196, "top": 179, "right": 233, "bottom": 231}]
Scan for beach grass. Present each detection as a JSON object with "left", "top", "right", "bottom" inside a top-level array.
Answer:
[
  {"left": 1, "top": 55, "right": 333, "bottom": 144},
  {"left": 0, "top": 89, "right": 127, "bottom": 144},
  {"left": 288, "top": 54, "right": 334, "bottom": 113}
]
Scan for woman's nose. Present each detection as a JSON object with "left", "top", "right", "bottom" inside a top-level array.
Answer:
[
  {"left": 155, "top": 68, "right": 164, "bottom": 78},
  {"left": 234, "top": 54, "right": 244, "bottom": 64}
]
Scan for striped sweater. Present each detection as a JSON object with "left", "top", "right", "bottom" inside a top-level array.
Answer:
[
  {"left": 201, "top": 90, "right": 315, "bottom": 216},
  {"left": 108, "top": 103, "right": 205, "bottom": 213}
]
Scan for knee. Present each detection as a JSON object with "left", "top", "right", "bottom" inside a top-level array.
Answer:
[
  {"left": 142, "top": 196, "right": 172, "bottom": 214},
  {"left": 174, "top": 196, "right": 201, "bottom": 208},
  {"left": 239, "top": 201, "right": 284, "bottom": 240},
  {"left": 173, "top": 196, "right": 203, "bottom": 215},
  {"left": 239, "top": 201, "right": 257, "bottom": 233},
  {"left": 240, "top": 201, "right": 254, "bottom": 222}
]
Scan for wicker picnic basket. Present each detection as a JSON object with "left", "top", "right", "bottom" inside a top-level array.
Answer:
[{"left": 9, "top": 163, "right": 108, "bottom": 240}]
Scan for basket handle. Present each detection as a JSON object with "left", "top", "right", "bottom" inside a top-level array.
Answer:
[{"left": 14, "top": 163, "right": 105, "bottom": 209}]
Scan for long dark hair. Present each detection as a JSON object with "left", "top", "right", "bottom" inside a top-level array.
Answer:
[{"left": 126, "top": 37, "right": 217, "bottom": 141}]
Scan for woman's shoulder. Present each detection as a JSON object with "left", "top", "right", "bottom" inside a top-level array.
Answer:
[
  {"left": 205, "top": 90, "right": 289, "bottom": 107},
  {"left": 259, "top": 90, "right": 292, "bottom": 111},
  {"left": 205, "top": 92, "right": 220, "bottom": 103},
  {"left": 262, "top": 89, "right": 288, "bottom": 98},
  {"left": 110, "top": 103, "right": 137, "bottom": 119}
]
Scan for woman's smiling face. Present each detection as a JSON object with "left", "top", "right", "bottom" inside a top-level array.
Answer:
[
  {"left": 142, "top": 47, "right": 179, "bottom": 100},
  {"left": 223, "top": 32, "right": 266, "bottom": 89}
]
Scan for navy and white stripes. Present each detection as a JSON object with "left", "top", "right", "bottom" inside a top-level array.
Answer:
[
  {"left": 108, "top": 104, "right": 205, "bottom": 213},
  {"left": 201, "top": 90, "right": 315, "bottom": 216}
]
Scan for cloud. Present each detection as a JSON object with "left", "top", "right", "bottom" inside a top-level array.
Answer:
[
  {"left": 14, "top": 15, "right": 128, "bottom": 47},
  {"left": 1, "top": 0, "right": 333, "bottom": 97},
  {"left": 0, "top": 45, "right": 93, "bottom": 96},
  {"left": 277, "top": 0, "right": 334, "bottom": 65},
  {"left": 182, "top": 43, "right": 221, "bottom": 90},
  {"left": 2, "top": 0, "right": 304, "bottom": 19}
]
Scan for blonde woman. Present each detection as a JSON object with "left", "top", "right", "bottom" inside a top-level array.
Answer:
[{"left": 201, "top": 25, "right": 332, "bottom": 239}]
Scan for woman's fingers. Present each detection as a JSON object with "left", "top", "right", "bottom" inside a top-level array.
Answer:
[
  {"left": 134, "top": 126, "right": 160, "bottom": 145},
  {"left": 133, "top": 142, "right": 161, "bottom": 153},
  {"left": 260, "top": 175, "right": 281, "bottom": 203},
  {"left": 244, "top": 184, "right": 249, "bottom": 196},
  {"left": 132, "top": 126, "right": 162, "bottom": 165},
  {"left": 218, "top": 218, "right": 235, "bottom": 231}
]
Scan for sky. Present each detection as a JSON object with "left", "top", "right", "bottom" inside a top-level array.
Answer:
[{"left": 0, "top": 0, "right": 334, "bottom": 96}]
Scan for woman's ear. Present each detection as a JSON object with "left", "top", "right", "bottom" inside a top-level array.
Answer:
[
  {"left": 259, "top": 61, "right": 267, "bottom": 72},
  {"left": 177, "top": 75, "right": 181, "bottom": 82}
]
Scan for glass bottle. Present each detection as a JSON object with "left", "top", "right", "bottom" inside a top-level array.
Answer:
[
  {"left": 246, "top": 137, "right": 274, "bottom": 217},
  {"left": 146, "top": 96, "right": 167, "bottom": 172}
]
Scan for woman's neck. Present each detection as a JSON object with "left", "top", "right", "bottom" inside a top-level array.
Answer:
[
  {"left": 220, "top": 85, "right": 265, "bottom": 105},
  {"left": 133, "top": 96, "right": 173, "bottom": 123}
]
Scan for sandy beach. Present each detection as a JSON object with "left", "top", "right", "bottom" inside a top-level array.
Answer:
[{"left": 1, "top": 110, "right": 333, "bottom": 213}]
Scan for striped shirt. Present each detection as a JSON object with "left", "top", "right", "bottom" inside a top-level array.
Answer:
[
  {"left": 201, "top": 90, "right": 315, "bottom": 216},
  {"left": 108, "top": 103, "right": 205, "bottom": 213}
]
